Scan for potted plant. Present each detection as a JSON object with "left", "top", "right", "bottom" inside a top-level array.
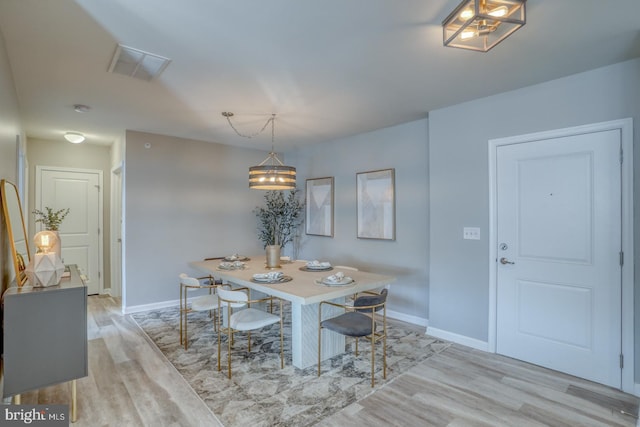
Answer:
[
  {"left": 254, "top": 190, "right": 304, "bottom": 267},
  {"left": 33, "top": 207, "right": 70, "bottom": 231},
  {"left": 33, "top": 207, "right": 70, "bottom": 258}
]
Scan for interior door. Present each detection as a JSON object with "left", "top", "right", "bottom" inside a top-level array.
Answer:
[
  {"left": 496, "top": 130, "right": 621, "bottom": 388},
  {"left": 37, "top": 167, "right": 102, "bottom": 295}
]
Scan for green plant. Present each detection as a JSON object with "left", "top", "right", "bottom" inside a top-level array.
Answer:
[
  {"left": 254, "top": 190, "right": 304, "bottom": 249},
  {"left": 33, "top": 207, "right": 70, "bottom": 231}
]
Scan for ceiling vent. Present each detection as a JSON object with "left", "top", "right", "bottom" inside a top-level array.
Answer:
[{"left": 108, "top": 44, "right": 171, "bottom": 81}]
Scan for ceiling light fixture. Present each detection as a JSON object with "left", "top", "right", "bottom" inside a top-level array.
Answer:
[
  {"left": 64, "top": 132, "right": 85, "bottom": 144},
  {"left": 443, "top": 0, "right": 526, "bottom": 52},
  {"left": 222, "top": 112, "right": 296, "bottom": 190},
  {"left": 73, "top": 104, "right": 91, "bottom": 113}
]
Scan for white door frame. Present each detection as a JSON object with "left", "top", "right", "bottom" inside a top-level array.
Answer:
[
  {"left": 488, "top": 118, "right": 634, "bottom": 392},
  {"left": 35, "top": 165, "right": 104, "bottom": 295},
  {"left": 110, "top": 162, "right": 123, "bottom": 298}
]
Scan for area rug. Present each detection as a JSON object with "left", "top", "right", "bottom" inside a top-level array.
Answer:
[{"left": 131, "top": 304, "right": 450, "bottom": 427}]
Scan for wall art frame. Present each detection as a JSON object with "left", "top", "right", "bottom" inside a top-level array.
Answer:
[
  {"left": 356, "top": 168, "right": 395, "bottom": 240},
  {"left": 305, "top": 176, "right": 334, "bottom": 237}
]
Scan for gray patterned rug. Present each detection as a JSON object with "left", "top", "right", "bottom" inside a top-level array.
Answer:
[{"left": 131, "top": 304, "right": 450, "bottom": 427}]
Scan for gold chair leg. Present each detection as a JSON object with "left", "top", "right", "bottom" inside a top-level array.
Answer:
[
  {"left": 227, "top": 305, "right": 232, "bottom": 379},
  {"left": 248, "top": 331, "right": 251, "bottom": 352},
  {"left": 71, "top": 379, "right": 77, "bottom": 423},
  {"left": 318, "top": 309, "right": 322, "bottom": 377},
  {"left": 279, "top": 300, "right": 284, "bottom": 369},
  {"left": 371, "top": 331, "right": 375, "bottom": 387},
  {"left": 355, "top": 337, "right": 359, "bottom": 356}
]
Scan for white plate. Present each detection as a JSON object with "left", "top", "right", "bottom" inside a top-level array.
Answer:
[{"left": 316, "top": 277, "right": 355, "bottom": 286}]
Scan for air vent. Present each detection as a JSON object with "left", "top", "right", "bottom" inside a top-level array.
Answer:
[{"left": 108, "top": 44, "right": 171, "bottom": 81}]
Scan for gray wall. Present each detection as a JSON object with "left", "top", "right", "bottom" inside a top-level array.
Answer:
[
  {"left": 27, "top": 137, "right": 112, "bottom": 291},
  {"left": 428, "top": 59, "right": 640, "bottom": 372},
  {"left": 124, "top": 130, "right": 267, "bottom": 308},
  {"left": 0, "top": 27, "right": 23, "bottom": 292},
  {"left": 291, "top": 119, "right": 429, "bottom": 321}
]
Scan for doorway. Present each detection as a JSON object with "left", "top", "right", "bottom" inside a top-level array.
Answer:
[
  {"left": 488, "top": 119, "right": 633, "bottom": 392},
  {"left": 35, "top": 166, "right": 103, "bottom": 295}
]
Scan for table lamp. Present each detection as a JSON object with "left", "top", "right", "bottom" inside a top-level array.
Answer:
[{"left": 25, "top": 231, "right": 65, "bottom": 287}]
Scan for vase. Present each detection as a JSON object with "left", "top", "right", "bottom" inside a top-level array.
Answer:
[
  {"left": 265, "top": 245, "right": 281, "bottom": 269},
  {"left": 51, "top": 230, "right": 62, "bottom": 262}
]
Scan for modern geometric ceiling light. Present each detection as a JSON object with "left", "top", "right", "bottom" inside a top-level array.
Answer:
[
  {"left": 64, "top": 132, "right": 85, "bottom": 144},
  {"left": 442, "top": 0, "right": 526, "bottom": 52},
  {"left": 222, "top": 112, "right": 296, "bottom": 190}
]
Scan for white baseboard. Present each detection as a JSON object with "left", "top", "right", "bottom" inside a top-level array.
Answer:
[
  {"left": 386, "top": 309, "right": 428, "bottom": 327},
  {"left": 124, "top": 299, "right": 179, "bottom": 314},
  {"left": 633, "top": 382, "right": 640, "bottom": 398},
  {"left": 427, "top": 326, "right": 489, "bottom": 352}
]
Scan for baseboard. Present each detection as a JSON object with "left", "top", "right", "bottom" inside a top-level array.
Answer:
[
  {"left": 426, "top": 326, "right": 489, "bottom": 351},
  {"left": 633, "top": 383, "right": 640, "bottom": 398},
  {"left": 124, "top": 299, "right": 179, "bottom": 314},
  {"left": 386, "top": 309, "right": 428, "bottom": 327}
]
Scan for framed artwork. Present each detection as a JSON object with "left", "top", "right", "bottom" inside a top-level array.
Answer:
[
  {"left": 356, "top": 168, "right": 395, "bottom": 240},
  {"left": 305, "top": 177, "right": 334, "bottom": 237}
]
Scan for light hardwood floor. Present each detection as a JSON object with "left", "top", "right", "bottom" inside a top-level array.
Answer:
[{"left": 13, "top": 296, "right": 640, "bottom": 426}]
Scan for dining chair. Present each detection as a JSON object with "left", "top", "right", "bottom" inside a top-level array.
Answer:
[
  {"left": 179, "top": 273, "right": 221, "bottom": 350},
  {"left": 318, "top": 288, "right": 388, "bottom": 387},
  {"left": 216, "top": 288, "right": 284, "bottom": 379}
]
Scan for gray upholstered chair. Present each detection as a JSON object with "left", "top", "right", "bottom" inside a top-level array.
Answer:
[
  {"left": 318, "top": 288, "right": 388, "bottom": 387},
  {"left": 216, "top": 288, "right": 284, "bottom": 379},
  {"left": 179, "top": 273, "right": 221, "bottom": 350}
]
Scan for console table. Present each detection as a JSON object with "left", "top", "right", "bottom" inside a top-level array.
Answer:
[{"left": 2, "top": 265, "right": 87, "bottom": 422}]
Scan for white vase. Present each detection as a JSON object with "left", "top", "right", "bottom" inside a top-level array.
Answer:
[{"left": 265, "top": 245, "right": 281, "bottom": 269}]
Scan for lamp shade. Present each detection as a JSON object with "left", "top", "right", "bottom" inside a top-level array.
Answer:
[
  {"left": 34, "top": 230, "right": 58, "bottom": 253},
  {"left": 443, "top": 0, "right": 526, "bottom": 52},
  {"left": 249, "top": 164, "right": 296, "bottom": 190}
]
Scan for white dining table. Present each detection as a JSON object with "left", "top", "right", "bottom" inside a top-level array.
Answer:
[{"left": 189, "top": 257, "right": 395, "bottom": 369}]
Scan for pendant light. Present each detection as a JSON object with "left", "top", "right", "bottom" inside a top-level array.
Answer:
[{"left": 222, "top": 112, "right": 296, "bottom": 190}]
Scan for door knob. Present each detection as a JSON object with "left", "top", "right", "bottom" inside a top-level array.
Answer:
[{"left": 500, "top": 257, "right": 515, "bottom": 265}]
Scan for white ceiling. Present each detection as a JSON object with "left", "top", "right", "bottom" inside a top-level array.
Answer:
[{"left": 0, "top": 0, "right": 638, "bottom": 151}]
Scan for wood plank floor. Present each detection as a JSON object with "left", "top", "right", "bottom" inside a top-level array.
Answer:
[{"left": 11, "top": 295, "right": 640, "bottom": 426}]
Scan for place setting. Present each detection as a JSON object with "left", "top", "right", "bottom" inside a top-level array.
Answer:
[
  {"left": 217, "top": 260, "right": 247, "bottom": 271},
  {"left": 251, "top": 271, "right": 292, "bottom": 284},
  {"left": 315, "top": 271, "right": 355, "bottom": 287},
  {"left": 224, "top": 253, "right": 250, "bottom": 262},
  {"left": 299, "top": 260, "right": 333, "bottom": 272}
]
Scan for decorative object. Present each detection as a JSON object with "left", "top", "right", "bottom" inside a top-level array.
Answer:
[
  {"left": 356, "top": 168, "right": 395, "bottom": 240},
  {"left": 0, "top": 179, "right": 31, "bottom": 286},
  {"left": 25, "top": 252, "right": 65, "bottom": 287},
  {"left": 442, "top": 0, "right": 526, "bottom": 52},
  {"left": 222, "top": 112, "right": 296, "bottom": 190},
  {"left": 27, "top": 230, "right": 65, "bottom": 286},
  {"left": 265, "top": 244, "right": 281, "bottom": 269},
  {"left": 305, "top": 177, "right": 334, "bottom": 237},
  {"left": 64, "top": 132, "right": 85, "bottom": 143},
  {"left": 254, "top": 190, "right": 304, "bottom": 254}
]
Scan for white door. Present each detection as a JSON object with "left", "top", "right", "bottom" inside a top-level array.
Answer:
[
  {"left": 496, "top": 130, "right": 621, "bottom": 388},
  {"left": 37, "top": 167, "right": 102, "bottom": 295}
]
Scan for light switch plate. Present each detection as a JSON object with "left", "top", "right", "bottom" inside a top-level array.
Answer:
[{"left": 463, "top": 227, "right": 480, "bottom": 240}]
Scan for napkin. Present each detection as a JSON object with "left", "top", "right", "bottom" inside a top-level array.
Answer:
[
  {"left": 253, "top": 271, "right": 283, "bottom": 281},
  {"left": 220, "top": 261, "right": 244, "bottom": 269},
  {"left": 325, "top": 271, "right": 350, "bottom": 283},
  {"left": 307, "top": 260, "right": 332, "bottom": 268},
  {"left": 226, "top": 254, "right": 242, "bottom": 261}
]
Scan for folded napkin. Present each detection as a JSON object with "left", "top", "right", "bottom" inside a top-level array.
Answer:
[
  {"left": 307, "top": 260, "right": 332, "bottom": 268},
  {"left": 325, "top": 271, "right": 350, "bottom": 283},
  {"left": 253, "top": 271, "right": 283, "bottom": 281},
  {"left": 226, "top": 254, "right": 242, "bottom": 261}
]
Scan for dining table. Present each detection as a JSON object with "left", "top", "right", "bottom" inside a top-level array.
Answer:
[{"left": 189, "top": 257, "right": 395, "bottom": 369}]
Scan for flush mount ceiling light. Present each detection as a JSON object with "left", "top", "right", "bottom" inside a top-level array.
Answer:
[
  {"left": 73, "top": 104, "right": 91, "bottom": 113},
  {"left": 64, "top": 132, "right": 85, "bottom": 144},
  {"left": 443, "top": 0, "right": 526, "bottom": 52},
  {"left": 222, "top": 112, "right": 296, "bottom": 190}
]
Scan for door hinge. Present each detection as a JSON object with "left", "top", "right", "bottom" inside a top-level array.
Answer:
[
  {"left": 98, "top": 228, "right": 101, "bottom": 235},
  {"left": 620, "top": 147, "right": 623, "bottom": 164},
  {"left": 98, "top": 271, "right": 101, "bottom": 279},
  {"left": 620, "top": 251, "right": 624, "bottom": 266},
  {"left": 95, "top": 184, "right": 101, "bottom": 191},
  {"left": 620, "top": 353, "right": 624, "bottom": 369}
]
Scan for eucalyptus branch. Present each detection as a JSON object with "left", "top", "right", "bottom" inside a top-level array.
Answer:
[{"left": 254, "top": 190, "right": 304, "bottom": 249}]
